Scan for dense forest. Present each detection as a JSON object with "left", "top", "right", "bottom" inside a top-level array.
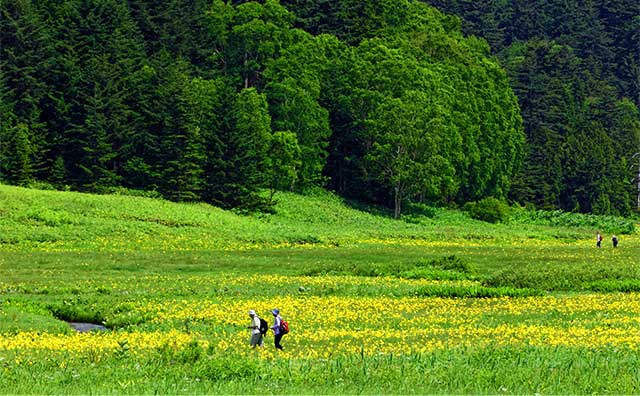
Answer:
[{"left": 1, "top": 0, "right": 638, "bottom": 216}]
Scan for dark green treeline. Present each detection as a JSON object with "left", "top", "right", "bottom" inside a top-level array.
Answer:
[{"left": 0, "top": 0, "right": 636, "bottom": 216}]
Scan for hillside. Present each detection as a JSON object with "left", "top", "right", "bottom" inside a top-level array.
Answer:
[
  {"left": 0, "top": 184, "right": 463, "bottom": 252},
  {"left": 0, "top": 184, "right": 635, "bottom": 254}
]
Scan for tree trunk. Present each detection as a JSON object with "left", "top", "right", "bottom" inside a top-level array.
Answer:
[{"left": 394, "top": 185, "right": 401, "bottom": 219}]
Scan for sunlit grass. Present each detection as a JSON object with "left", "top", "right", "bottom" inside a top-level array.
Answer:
[{"left": 1, "top": 184, "right": 639, "bottom": 393}]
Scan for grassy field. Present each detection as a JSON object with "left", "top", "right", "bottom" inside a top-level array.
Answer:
[{"left": 1, "top": 184, "right": 639, "bottom": 394}]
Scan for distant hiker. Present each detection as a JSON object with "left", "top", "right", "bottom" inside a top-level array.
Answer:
[
  {"left": 247, "top": 310, "right": 264, "bottom": 348},
  {"left": 596, "top": 232, "right": 603, "bottom": 248},
  {"left": 612, "top": 235, "right": 618, "bottom": 248},
  {"left": 270, "top": 308, "right": 285, "bottom": 350}
]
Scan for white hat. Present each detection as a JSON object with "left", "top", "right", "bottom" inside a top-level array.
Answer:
[{"left": 248, "top": 310, "right": 256, "bottom": 316}]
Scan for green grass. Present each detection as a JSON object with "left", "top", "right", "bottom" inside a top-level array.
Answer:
[
  {"left": 1, "top": 184, "right": 640, "bottom": 394},
  {"left": 3, "top": 184, "right": 633, "bottom": 251},
  {"left": 2, "top": 346, "right": 638, "bottom": 394}
]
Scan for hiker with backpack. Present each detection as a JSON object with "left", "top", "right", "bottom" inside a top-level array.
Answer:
[
  {"left": 247, "top": 310, "right": 267, "bottom": 348},
  {"left": 270, "top": 308, "right": 288, "bottom": 350}
]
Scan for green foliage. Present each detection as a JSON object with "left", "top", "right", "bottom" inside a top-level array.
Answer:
[
  {"left": 221, "top": 88, "right": 274, "bottom": 212},
  {"left": 404, "top": 202, "right": 438, "bottom": 218},
  {"left": 425, "top": 2, "right": 640, "bottom": 215},
  {"left": 510, "top": 207, "right": 636, "bottom": 234},
  {"left": 0, "top": 0, "right": 529, "bottom": 214},
  {"left": 585, "top": 279, "right": 640, "bottom": 293},
  {"left": 1, "top": 0, "right": 638, "bottom": 216},
  {"left": 421, "top": 255, "right": 476, "bottom": 273},
  {"left": 264, "top": 41, "right": 331, "bottom": 188},
  {"left": 484, "top": 261, "right": 640, "bottom": 292},
  {"left": 0, "top": 123, "right": 33, "bottom": 185},
  {"left": 412, "top": 284, "right": 543, "bottom": 298},
  {"left": 195, "top": 356, "right": 261, "bottom": 381},
  {"left": 0, "top": 300, "right": 71, "bottom": 334},
  {"left": 303, "top": 254, "right": 480, "bottom": 284},
  {"left": 47, "top": 300, "right": 106, "bottom": 325},
  {"left": 464, "top": 197, "right": 511, "bottom": 223},
  {"left": 99, "top": 186, "right": 163, "bottom": 199},
  {"left": 318, "top": 2, "right": 524, "bottom": 214},
  {"left": 267, "top": 130, "right": 301, "bottom": 198}
]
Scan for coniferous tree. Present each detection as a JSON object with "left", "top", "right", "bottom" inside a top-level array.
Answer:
[
  {"left": 151, "top": 59, "right": 207, "bottom": 201},
  {"left": 0, "top": 0, "right": 53, "bottom": 180},
  {"left": 220, "top": 88, "right": 273, "bottom": 210},
  {"left": 183, "top": 76, "right": 232, "bottom": 203},
  {"left": 0, "top": 123, "right": 33, "bottom": 186}
]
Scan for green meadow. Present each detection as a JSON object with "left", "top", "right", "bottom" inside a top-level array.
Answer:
[{"left": 1, "top": 184, "right": 639, "bottom": 394}]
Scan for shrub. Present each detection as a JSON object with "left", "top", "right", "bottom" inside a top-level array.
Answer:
[
  {"left": 464, "top": 198, "right": 511, "bottom": 223},
  {"left": 585, "top": 280, "right": 640, "bottom": 293},
  {"left": 412, "top": 285, "right": 543, "bottom": 298},
  {"left": 399, "top": 268, "right": 474, "bottom": 281},
  {"left": 27, "top": 181, "right": 57, "bottom": 191},
  {"left": 48, "top": 300, "right": 105, "bottom": 324},
  {"left": 510, "top": 207, "right": 636, "bottom": 234},
  {"left": 405, "top": 202, "right": 438, "bottom": 218},
  {"left": 484, "top": 265, "right": 637, "bottom": 292},
  {"left": 102, "top": 186, "right": 163, "bottom": 199},
  {"left": 419, "top": 255, "right": 475, "bottom": 273}
]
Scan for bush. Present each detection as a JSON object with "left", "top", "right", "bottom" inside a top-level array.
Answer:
[
  {"left": 412, "top": 284, "right": 543, "bottom": 298},
  {"left": 304, "top": 255, "right": 478, "bottom": 281},
  {"left": 405, "top": 202, "right": 438, "bottom": 218},
  {"left": 585, "top": 280, "right": 640, "bottom": 293},
  {"left": 27, "top": 181, "right": 58, "bottom": 191},
  {"left": 510, "top": 207, "right": 636, "bottom": 234},
  {"left": 421, "top": 255, "right": 475, "bottom": 273},
  {"left": 399, "top": 268, "right": 474, "bottom": 281},
  {"left": 464, "top": 198, "right": 511, "bottom": 223},
  {"left": 101, "top": 186, "right": 163, "bottom": 199}
]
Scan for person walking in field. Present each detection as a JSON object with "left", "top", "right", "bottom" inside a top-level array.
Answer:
[
  {"left": 596, "top": 232, "right": 603, "bottom": 248},
  {"left": 270, "top": 308, "right": 285, "bottom": 350},
  {"left": 612, "top": 235, "right": 618, "bottom": 248},
  {"left": 247, "top": 310, "right": 264, "bottom": 348}
]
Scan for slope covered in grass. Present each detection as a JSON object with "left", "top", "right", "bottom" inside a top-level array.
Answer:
[
  {"left": 0, "top": 185, "right": 474, "bottom": 251},
  {"left": 0, "top": 184, "right": 634, "bottom": 252}
]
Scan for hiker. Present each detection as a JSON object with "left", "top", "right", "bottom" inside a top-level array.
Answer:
[
  {"left": 247, "top": 310, "right": 264, "bottom": 348},
  {"left": 270, "top": 308, "right": 285, "bottom": 350},
  {"left": 612, "top": 235, "right": 618, "bottom": 248},
  {"left": 596, "top": 232, "right": 603, "bottom": 248}
]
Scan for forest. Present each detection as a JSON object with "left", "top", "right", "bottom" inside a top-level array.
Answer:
[{"left": 1, "top": 0, "right": 639, "bottom": 216}]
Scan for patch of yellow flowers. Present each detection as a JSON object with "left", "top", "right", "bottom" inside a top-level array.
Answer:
[
  {"left": 0, "top": 329, "right": 199, "bottom": 353},
  {"left": 2, "top": 276, "right": 639, "bottom": 360}
]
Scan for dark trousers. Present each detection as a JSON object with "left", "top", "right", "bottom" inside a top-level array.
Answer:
[{"left": 274, "top": 333, "right": 284, "bottom": 350}]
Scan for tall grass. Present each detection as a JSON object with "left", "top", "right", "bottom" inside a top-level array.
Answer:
[{"left": 2, "top": 345, "right": 638, "bottom": 394}]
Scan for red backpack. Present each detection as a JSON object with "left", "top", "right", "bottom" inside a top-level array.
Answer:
[{"left": 280, "top": 318, "right": 290, "bottom": 334}]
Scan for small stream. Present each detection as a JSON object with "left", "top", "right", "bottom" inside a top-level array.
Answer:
[{"left": 67, "top": 322, "right": 108, "bottom": 333}]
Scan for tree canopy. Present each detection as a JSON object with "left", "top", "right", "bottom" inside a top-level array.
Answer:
[{"left": 2, "top": 0, "right": 637, "bottom": 215}]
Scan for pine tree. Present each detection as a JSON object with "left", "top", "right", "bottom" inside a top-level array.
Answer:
[
  {"left": 0, "top": 123, "right": 33, "bottom": 186},
  {"left": 0, "top": 0, "right": 53, "bottom": 180},
  {"left": 222, "top": 88, "right": 273, "bottom": 210}
]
